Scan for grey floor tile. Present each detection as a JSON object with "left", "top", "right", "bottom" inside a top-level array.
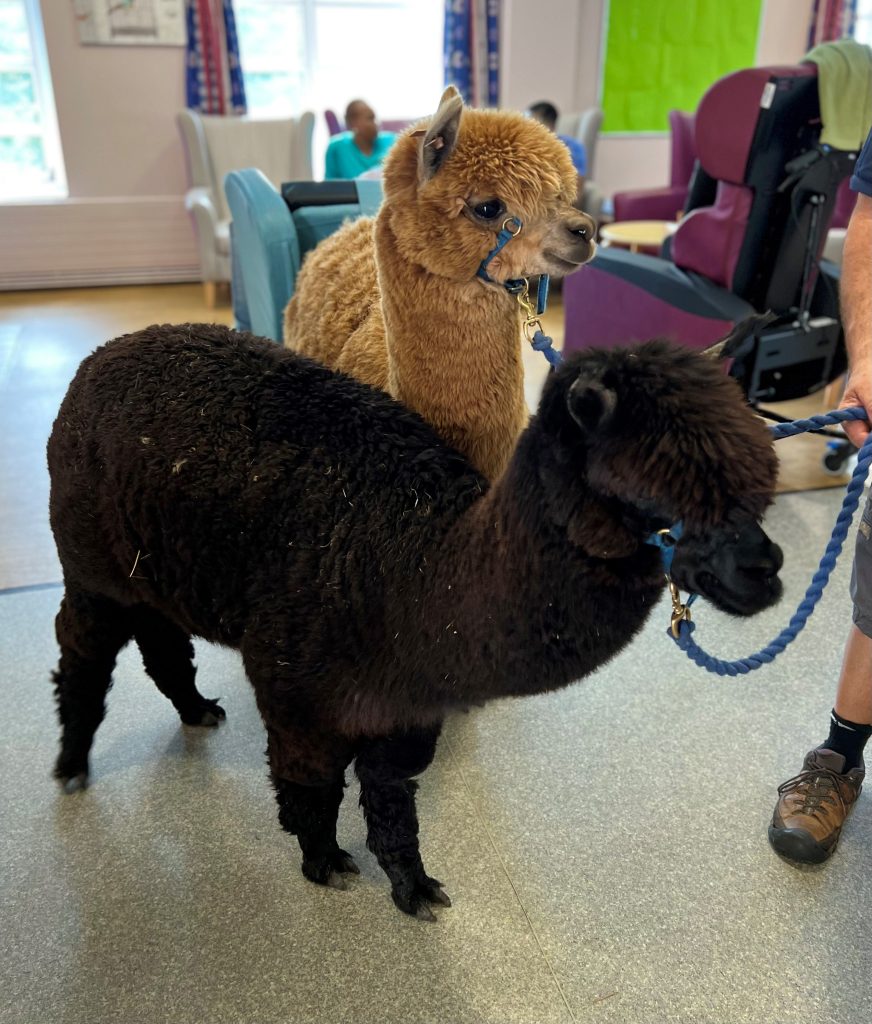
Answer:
[
  {"left": 446, "top": 491, "right": 872, "bottom": 1024},
  {"left": 0, "top": 589, "right": 571, "bottom": 1024}
]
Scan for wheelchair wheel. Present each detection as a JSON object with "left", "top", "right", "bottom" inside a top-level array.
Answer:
[{"left": 822, "top": 440, "right": 857, "bottom": 476}]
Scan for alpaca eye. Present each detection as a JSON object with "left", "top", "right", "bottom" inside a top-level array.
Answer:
[{"left": 473, "top": 199, "right": 505, "bottom": 221}]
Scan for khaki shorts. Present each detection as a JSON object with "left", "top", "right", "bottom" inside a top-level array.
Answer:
[{"left": 851, "top": 490, "right": 872, "bottom": 638}]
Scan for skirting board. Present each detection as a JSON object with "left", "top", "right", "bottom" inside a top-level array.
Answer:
[{"left": 0, "top": 196, "right": 202, "bottom": 290}]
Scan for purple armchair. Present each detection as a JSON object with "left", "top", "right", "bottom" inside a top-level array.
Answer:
[{"left": 612, "top": 111, "right": 697, "bottom": 222}]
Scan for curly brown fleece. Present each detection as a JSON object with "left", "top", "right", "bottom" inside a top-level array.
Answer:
[{"left": 283, "top": 87, "right": 596, "bottom": 481}]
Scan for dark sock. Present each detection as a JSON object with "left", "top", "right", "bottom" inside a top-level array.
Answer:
[{"left": 824, "top": 708, "right": 872, "bottom": 771}]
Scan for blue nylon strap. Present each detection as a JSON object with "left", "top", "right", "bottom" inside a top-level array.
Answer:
[
  {"left": 668, "top": 407, "right": 872, "bottom": 676},
  {"left": 645, "top": 521, "right": 685, "bottom": 573},
  {"left": 477, "top": 217, "right": 522, "bottom": 284},
  {"left": 536, "top": 275, "right": 550, "bottom": 316}
]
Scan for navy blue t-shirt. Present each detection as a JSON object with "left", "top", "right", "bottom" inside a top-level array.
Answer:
[{"left": 850, "top": 128, "right": 872, "bottom": 196}]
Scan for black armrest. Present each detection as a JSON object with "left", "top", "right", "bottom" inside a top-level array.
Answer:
[{"left": 281, "top": 181, "right": 360, "bottom": 212}]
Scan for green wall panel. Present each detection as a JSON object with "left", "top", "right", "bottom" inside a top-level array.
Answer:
[{"left": 601, "top": 0, "right": 764, "bottom": 133}]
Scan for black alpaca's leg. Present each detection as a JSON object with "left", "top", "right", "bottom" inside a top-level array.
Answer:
[
  {"left": 132, "top": 606, "right": 225, "bottom": 726},
  {"left": 267, "top": 728, "right": 358, "bottom": 889},
  {"left": 355, "top": 723, "right": 448, "bottom": 920},
  {"left": 53, "top": 590, "right": 133, "bottom": 791}
]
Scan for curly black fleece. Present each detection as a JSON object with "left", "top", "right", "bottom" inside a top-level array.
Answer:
[{"left": 47, "top": 322, "right": 777, "bottom": 915}]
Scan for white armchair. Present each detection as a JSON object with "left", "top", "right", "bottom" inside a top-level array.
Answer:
[{"left": 178, "top": 109, "right": 315, "bottom": 305}]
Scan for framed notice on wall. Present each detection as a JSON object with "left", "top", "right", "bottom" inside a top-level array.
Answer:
[
  {"left": 73, "top": 0, "right": 186, "bottom": 47},
  {"left": 600, "top": 0, "right": 764, "bottom": 133}
]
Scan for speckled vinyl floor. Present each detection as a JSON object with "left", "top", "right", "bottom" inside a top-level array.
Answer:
[{"left": 3, "top": 489, "right": 872, "bottom": 1024}]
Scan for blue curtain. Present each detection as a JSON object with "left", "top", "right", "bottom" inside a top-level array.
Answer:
[
  {"left": 444, "top": 1, "right": 473, "bottom": 103},
  {"left": 485, "top": 0, "right": 500, "bottom": 108},
  {"left": 223, "top": 0, "right": 247, "bottom": 114},
  {"left": 444, "top": 0, "right": 500, "bottom": 107},
  {"left": 185, "top": 0, "right": 247, "bottom": 115}
]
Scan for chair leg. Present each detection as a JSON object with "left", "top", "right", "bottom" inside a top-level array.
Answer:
[{"left": 203, "top": 281, "right": 218, "bottom": 308}]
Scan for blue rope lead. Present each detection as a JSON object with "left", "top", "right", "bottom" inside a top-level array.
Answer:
[
  {"left": 671, "top": 407, "right": 872, "bottom": 676},
  {"left": 531, "top": 329, "right": 563, "bottom": 368}
]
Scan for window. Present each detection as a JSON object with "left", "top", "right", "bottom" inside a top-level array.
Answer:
[
  {"left": 235, "top": 0, "right": 444, "bottom": 121},
  {"left": 855, "top": 0, "right": 872, "bottom": 45},
  {"left": 0, "top": 0, "right": 66, "bottom": 200}
]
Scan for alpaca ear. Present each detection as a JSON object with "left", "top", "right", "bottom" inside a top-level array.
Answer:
[
  {"left": 419, "top": 88, "right": 463, "bottom": 182},
  {"left": 703, "top": 311, "right": 776, "bottom": 360},
  {"left": 439, "top": 85, "right": 462, "bottom": 106},
  {"left": 567, "top": 378, "right": 617, "bottom": 433}
]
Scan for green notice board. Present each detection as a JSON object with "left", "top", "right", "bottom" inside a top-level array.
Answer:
[{"left": 601, "top": 0, "right": 764, "bottom": 133}]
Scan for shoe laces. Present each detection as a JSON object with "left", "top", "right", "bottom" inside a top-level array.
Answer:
[{"left": 777, "top": 766, "right": 846, "bottom": 818}]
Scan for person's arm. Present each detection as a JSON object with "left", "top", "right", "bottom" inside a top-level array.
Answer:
[{"left": 839, "top": 193, "right": 872, "bottom": 446}]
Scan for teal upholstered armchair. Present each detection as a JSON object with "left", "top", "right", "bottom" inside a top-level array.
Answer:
[{"left": 224, "top": 169, "right": 383, "bottom": 340}]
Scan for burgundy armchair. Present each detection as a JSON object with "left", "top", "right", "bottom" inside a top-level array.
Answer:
[{"left": 612, "top": 110, "right": 697, "bottom": 222}]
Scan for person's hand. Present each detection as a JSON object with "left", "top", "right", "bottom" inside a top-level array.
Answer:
[{"left": 839, "top": 371, "right": 872, "bottom": 448}]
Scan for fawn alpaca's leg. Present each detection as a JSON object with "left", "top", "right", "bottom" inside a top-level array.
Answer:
[
  {"left": 132, "top": 606, "right": 225, "bottom": 726},
  {"left": 266, "top": 725, "right": 357, "bottom": 889},
  {"left": 53, "top": 590, "right": 133, "bottom": 791},
  {"left": 355, "top": 723, "right": 448, "bottom": 920}
]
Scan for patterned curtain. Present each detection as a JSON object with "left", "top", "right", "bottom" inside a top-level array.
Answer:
[
  {"left": 444, "top": 0, "right": 501, "bottom": 107},
  {"left": 185, "top": 0, "right": 247, "bottom": 115},
  {"left": 808, "top": 0, "right": 858, "bottom": 46}
]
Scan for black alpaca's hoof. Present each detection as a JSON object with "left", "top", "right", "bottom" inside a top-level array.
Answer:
[
  {"left": 57, "top": 770, "right": 89, "bottom": 794},
  {"left": 180, "top": 698, "right": 226, "bottom": 727},
  {"left": 302, "top": 848, "right": 360, "bottom": 890},
  {"left": 392, "top": 875, "right": 451, "bottom": 921}
]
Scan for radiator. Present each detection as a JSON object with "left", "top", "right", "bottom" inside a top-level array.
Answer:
[{"left": 0, "top": 197, "right": 202, "bottom": 290}]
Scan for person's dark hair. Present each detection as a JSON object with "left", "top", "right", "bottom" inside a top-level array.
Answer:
[
  {"left": 528, "top": 101, "right": 559, "bottom": 130},
  {"left": 345, "top": 99, "right": 367, "bottom": 125}
]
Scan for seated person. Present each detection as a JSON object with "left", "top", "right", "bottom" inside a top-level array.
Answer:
[
  {"left": 527, "top": 100, "right": 587, "bottom": 193},
  {"left": 325, "top": 100, "right": 396, "bottom": 179}
]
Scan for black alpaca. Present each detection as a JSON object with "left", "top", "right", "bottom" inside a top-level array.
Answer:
[{"left": 48, "top": 324, "right": 781, "bottom": 919}]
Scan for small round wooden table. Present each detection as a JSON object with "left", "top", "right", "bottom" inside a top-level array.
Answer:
[{"left": 599, "top": 220, "right": 678, "bottom": 253}]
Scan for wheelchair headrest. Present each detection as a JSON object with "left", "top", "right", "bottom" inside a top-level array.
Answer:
[{"left": 695, "top": 65, "right": 818, "bottom": 185}]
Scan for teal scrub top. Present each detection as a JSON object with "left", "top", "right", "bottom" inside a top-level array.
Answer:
[{"left": 324, "top": 131, "right": 397, "bottom": 179}]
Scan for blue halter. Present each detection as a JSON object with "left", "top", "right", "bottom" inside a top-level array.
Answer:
[
  {"left": 476, "top": 216, "right": 527, "bottom": 292},
  {"left": 476, "top": 216, "right": 552, "bottom": 311},
  {"left": 646, "top": 521, "right": 685, "bottom": 573}
]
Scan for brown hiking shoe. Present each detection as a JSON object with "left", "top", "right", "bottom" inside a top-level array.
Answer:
[{"left": 769, "top": 748, "right": 864, "bottom": 864}]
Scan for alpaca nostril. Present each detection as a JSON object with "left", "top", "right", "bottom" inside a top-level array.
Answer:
[
  {"left": 744, "top": 562, "right": 777, "bottom": 580},
  {"left": 567, "top": 223, "right": 589, "bottom": 240},
  {"left": 742, "top": 552, "right": 782, "bottom": 579}
]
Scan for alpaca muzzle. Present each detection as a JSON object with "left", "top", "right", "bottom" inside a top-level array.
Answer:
[
  {"left": 547, "top": 212, "right": 597, "bottom": 271},
  {"left": 670, "top": 520, "right": 784, "bottom": 617}
]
